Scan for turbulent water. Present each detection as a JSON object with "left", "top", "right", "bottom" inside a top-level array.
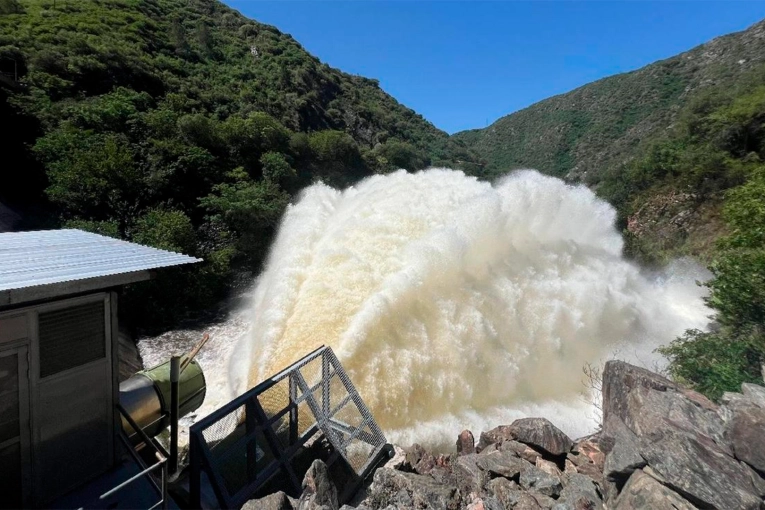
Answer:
[{"left": 141, "top": 169, "right": 710, "bottom": 448}]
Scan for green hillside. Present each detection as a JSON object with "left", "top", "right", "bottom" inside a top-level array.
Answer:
[
  {"left": 0, "top": 0, "right": 478, "bottom": 328},
  {"left": 454, "top": 19, "right": 765, "bottom": 184}
]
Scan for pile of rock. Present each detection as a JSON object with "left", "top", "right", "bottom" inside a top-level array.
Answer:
[{"left": 245, "top": 360, "right": 765, "bottom": 509}]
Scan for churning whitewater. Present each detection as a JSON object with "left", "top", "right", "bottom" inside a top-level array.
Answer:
[{"left": 228, "top": 168, "right": 710, "bottom": 447}]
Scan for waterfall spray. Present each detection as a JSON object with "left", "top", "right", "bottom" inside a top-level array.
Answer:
[{"left": 225, "top": 168, "right": 709, "bottom": 447}]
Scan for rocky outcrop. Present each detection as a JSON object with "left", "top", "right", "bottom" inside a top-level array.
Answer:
[
  {"left": 600, "top": 360, "right": 765, "bottom": 510},
  {"left": 254, "top": 361, "right": 765, "bottom": 510}
]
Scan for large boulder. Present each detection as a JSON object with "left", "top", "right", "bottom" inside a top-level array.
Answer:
[
  {"left": 601, "top": 414, "right": 645, "bottom": 481},
  {"left": 741, "top": 383, "right": 765, "bottom": 409},
  {"left": 603, "top": 361, "right": 726, "bottom": 449},
  {"left": 486, "top": 477, "right": 520, "bottom": 506},
  {"left": 556, "top": 473, "right": 603, "bottom": 510},
  {"left": 453, "top": 453, "right": 488, "bottom": 496},
  {"left": 601, "top": 361, "right": 765, "bottom": 509},
  {"left": 602, "top": 361, "right": 723, "bottom": 444},
  {"left": 501, "top": 439, "right": 544, "bottom": 464},
  {"left": 477, "top": 425, "right": 514, "bottom": 452},
  {"left": 298, "top": 460, "right": 338, "bottom": 510},
  {"left": 476, "top": 450, "right": 527, "bottom": 479},
  {"left": 612, "top": 470, "right": 695, "bottom": 510},
  {"left": 519, "top": 465, "right": 563, "bottom": 498},
  {"left": 639, "top": 426, "right": 762, "bottom": 509},
  {"left": 365, "top": 468, "right": 460, "bottom": 510},
  {"left": 243, "top": 491, "right": 295, "bottom": 510},
  {"left": 464, "top": 492, "right": 504, "bottom": 510},
  {"left": 403, "top": 443, "right": 437, "bottom": 475},
  {"left": 726, "top": 403, "right": 765, "bottom": 474},
  {"left": 507, "top": 418, "right": 574, "bottom": 457}
]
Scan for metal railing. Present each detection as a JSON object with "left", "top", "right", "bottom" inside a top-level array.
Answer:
[
  {"left": 189, "top": 346, "right": 391, "bottom": 509},
  {"left": 86, "top": 404, "right": 170, "bottom": 510}
]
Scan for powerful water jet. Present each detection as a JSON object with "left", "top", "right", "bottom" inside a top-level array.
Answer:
[{"left": 226, "top": 168, "right": 709, "bottom": 447}]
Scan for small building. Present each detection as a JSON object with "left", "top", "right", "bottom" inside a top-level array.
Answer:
[{"left": 0, "top": 229, "right": 200, "bottom": 508}]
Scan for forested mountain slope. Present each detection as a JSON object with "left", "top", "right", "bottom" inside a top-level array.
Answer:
[{"left": 0, "top": 0, "right": 478, "bottom": 327}]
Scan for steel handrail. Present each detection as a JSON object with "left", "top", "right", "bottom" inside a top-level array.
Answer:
[{"left": 90, "top": 405, "right": 170, "bottom": 510}]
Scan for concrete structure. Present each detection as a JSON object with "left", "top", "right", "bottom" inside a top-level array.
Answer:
[{"left": 0, "top": 229, "right": 199, "bottom": 508}]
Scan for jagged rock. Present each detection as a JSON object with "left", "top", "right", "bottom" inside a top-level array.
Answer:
[
  {"left": 365, "top": 468, "right": 460, "bottom": 510},
  {"left": 564, "top": 459, "right": 577, "bottom": 474},
  {"left": 565, "top": 450, "right": 601, "bottom": 484},
  {"left": 429, "top": 464, "right": 458, "bottom": 488},
  {"left": 382, "top": 444, "right": 406, "bottom": 471},
  {"left": 556, "top": 473, "right": 603, "bottom": 510},
  {"left": 519, "top": 465, "right": 563, "bottom": 498},
  {"left": 477, "top": 425, "right": 514, "bottom": 452},
  {"left": 552, "top": 497, "right": 600, "bottom": 510},
  {"left": 602, "top": 361, "right": 673, "bottom": 425},
  {"left": 528, "top": 491, "right": 556, "bottom": 508},
  {"left": 494, "top": 488, "right": 545, "bottom": 510},
  {"left": 476, "top": 450, "right": 527, "bottom": 479},
  {"left": 243, "top": 491, "right": 294, "bottom": 510},
  {"left": 603, "top": 361, "right": 725, "bottom": 448},
  {"left": 508, "top": 418, "right": 574, "bottom": 457},
  {"left": 453, "top": 453, "right": 488, "bottom": 495},
  {"left": 536, "top": 458, "right": 562, "bottom": 477},
  {"left": 601, "top": 414, "right": 645, "bottom": 481},
  {"left": 465, "top": 492, "right": 503, "bottom": 510},
  {"left": 571, "top": 436, "right": 604, "bottom": 468},
  {"left": 639, "top": 428, "right": 762, "bottom": 509},
  {"left": 478, "top": 442, "right": 499, "bottom": 455},
  {"left": 727, "top": 403, "right": 765, "bottom": 473},
  {"left": 486, "top": 477, "right": 519, "bottom": 506},
  {"left": 403, "top": 443, "right": 437, "bottom": 475},
  {"left": 501, "top": 438, "right": 543, "bottom": 464},
  {"left": 612, "top": 470, "right": 695, "bottom": 510},
  {"left": 298, "top": 460, "right": 338, "bottom": 510},
  {"left": 457, "top": 429, "right": 476, "bottom": 455},
  {"left": 741, "top": 382, "right": 765, "bottom": 409}
]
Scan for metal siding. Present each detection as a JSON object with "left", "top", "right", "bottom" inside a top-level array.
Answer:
[
  {"left": 32, "top": 294, "right": 114, "bottom": 505},
  {"left": 38, "top": 301, "right": 105, "bottom": 378},
  {"left": 0, "top": 229, "right": 200, "bottom": 294},
  {"left": 0, "top": 314, "right": 27, "bottom": 344}
]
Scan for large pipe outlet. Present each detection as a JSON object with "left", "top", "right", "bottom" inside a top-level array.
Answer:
[{"left": 119, "top": 357, "right": 206, "bottom": 442}]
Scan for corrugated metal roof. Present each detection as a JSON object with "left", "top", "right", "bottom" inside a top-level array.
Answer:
[{"left": 0, "top": 229, "right": 201, "bottom": 294}]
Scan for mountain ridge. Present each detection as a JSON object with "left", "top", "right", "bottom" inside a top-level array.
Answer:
[{"left": 454, "top": 18, "right": 765, "bottom": 183}]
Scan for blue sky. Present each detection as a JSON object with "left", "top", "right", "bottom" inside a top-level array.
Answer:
[{"left": 224, "top": 1, "right": 765, "bottom": 134}]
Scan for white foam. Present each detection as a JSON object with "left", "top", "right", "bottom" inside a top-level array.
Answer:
[{"left": 216, "top": 169, "right": 710, "bottom": 447}]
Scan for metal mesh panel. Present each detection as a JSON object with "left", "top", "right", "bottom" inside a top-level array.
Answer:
[{"left": 189, "top": 346, "right": 389, "bottom": 509}]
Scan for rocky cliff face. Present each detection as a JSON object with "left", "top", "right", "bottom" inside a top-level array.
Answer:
[{"left": 247, "top": 361, "right": 765, "bottom": 510}]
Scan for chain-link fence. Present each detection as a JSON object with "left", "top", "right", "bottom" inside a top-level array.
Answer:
[{"left": 189, "top": 346, "right": 391, "bottom": 509}]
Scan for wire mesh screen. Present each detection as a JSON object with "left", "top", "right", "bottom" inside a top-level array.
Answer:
[{"left": 189, "top": 346, "right": 390, "bottom": 509}]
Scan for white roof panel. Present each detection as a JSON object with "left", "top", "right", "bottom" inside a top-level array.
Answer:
[{"left": 0, "top": 229, "right": 201, "bottom": 305}]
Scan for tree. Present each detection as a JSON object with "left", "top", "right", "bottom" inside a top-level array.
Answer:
[
  {"left": 260, "top": 151, "right": 295, "bottom": 184},
  {"left": 170, "top": 18, "right": 189, "bottom": 56},
  {"left": 36, "top": 130, "right": 146, "bottom": 230},
  {"left": 131, "top": 209, "right": 197, "bottom": 254},
  {"left": 200, "top": 168, "right": 290, "bottom": 259},
  {"left": 376, "top": 139, "right": 429, "bottom": 172},
  {"left": 308, "top": 130, "right": 368, "bottom": 185},
  {"left": 0, "top": 0, "right": 23, "bottom": 14}
]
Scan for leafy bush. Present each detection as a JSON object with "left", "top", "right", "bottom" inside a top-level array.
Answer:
[
  {"left": 659, "top": 328, "right": 765, "bottom": 401},
  {"left": 660, "top": 171, "right": 765, "bottom": 399},
  {"left": 131, "top": 209, "right": 197, "bottom": 254}
]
